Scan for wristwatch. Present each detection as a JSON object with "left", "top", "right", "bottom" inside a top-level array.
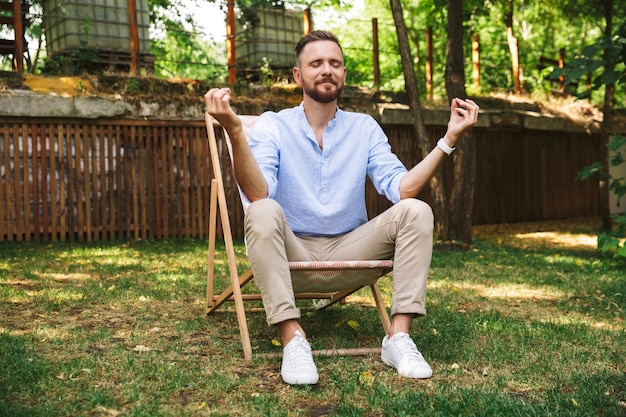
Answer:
[{"left": 437, "top": 138, "right": 456, "bottom": 156}]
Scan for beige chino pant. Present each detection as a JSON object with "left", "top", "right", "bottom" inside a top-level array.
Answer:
[{"left": 244, "top": 198, "right": 434, "bottom": 325}]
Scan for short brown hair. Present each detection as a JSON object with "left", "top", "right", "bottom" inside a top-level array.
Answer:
[{"left": 294, "top": 30, "right": 343, "bottom": 65}]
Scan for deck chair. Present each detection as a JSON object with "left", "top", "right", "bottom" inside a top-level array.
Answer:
[{"left": 205, "top": 113, "right": 393, "bottom": 361}]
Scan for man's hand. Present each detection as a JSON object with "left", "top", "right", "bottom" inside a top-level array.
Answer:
[
  {"left": 204, "top": 88, "right": 269, "bottom": 201},
  {"left": 204, "top": 88, "right": 242, "bottom": 134},
  {"left": 445, "top": 98, "right": 479, "bottom": 146}
]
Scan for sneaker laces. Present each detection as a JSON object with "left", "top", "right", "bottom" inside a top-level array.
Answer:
[
  {"left": 284, "top": 333, "right": 315, "bottom": 368},
  {"left": 393, "top": 333, "right": 423, "bottom": 362}
]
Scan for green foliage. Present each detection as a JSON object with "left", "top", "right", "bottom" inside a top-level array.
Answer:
[
  {"left": 149, "top": 0, "right": 227, "bottom": 81},
  {"left": 260, "top": 57, "right": 275, "bottom": 87},
  {"left": 469, "top": 0, "right": 613, "bottom": 98},
  {"left": 315, "top": 0, "right": 449, "bottom": 94},
  {"left": 15, "top": 0, "right": 624, "bottom": 96},
  {"left": 555, "top": 20, "right": 626, "bottom": 261},
  {"left": 39, "top": 15, "right": 106, "bottom": 76},
  {"left": 125, "top": 78, "right": 140, "bottom": 94},
  {"left": 551, "top": 30, "right": 626, "bottom": 103},
  {"left": 578, "top": 135, "right": 626, "bottom": 261},
  {"left": 40, "top": 48, "right": 102, "bottom": 76},
  {"left": 237, "top": 0, "right": 286, "bottom": 28},
  {"left": 150, "top": 28, "right": 227, "bottom": 81},
  {"left": 315, "top": 0, "right": 621, "bottom": 98}
]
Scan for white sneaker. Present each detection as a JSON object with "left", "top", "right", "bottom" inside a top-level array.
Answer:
[
  {"left": 381, "top": 332, "right": 433, "bottom": 379},
  {"left": 280, "top": 330, "right": 319, "bottom": 385}
]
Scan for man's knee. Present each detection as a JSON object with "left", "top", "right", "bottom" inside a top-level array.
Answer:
[
  {"left": 245, "top": 198, "right": 284, "bottom": 236},
  {"left": 395, "top": 199, "right": 434, "bottom": 233}
]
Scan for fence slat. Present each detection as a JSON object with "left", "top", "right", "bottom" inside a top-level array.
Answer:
[
  {"left": 58, "top": 125, "right": 67, "bottom": 241},
  {"left": 174, "top": 127, "right": 183, "bottom": 237},
  {"left": 1, "top": 125, "right": 8, "bottom": 241},
  {"left": 130, "top": 125, "right": 139, "bottom": 240},
  {"left": 85, "top": 126, "right": 93, "bottom": 241},
  {"left": 182, "top": 128, "right": 191, "bottom": 237},
  {"left": 14, "top": 123, "right": 19, "bottom": 240},
  {"left": 47, "top": 124, "right": 56, "bottom": 241},
  {"left": 106, "top": 125, "right": 114, "bottom": 239}
]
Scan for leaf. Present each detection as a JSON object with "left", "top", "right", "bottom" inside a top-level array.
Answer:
[
  {"left": 358, "top": 370, "right": 374, "bottom": 386},
  {"left": 271, "top": 338, "right": 282, "bottom": 347},
  {"left": 608, "top": 135, "right": 626, "bottom": 152},
  {"left": 346, "top": 320, "right": 360, "bottom": 330},
  {"left": 91, "top": 406, "right": 123, "bottom": 416},
  {"left": 567, "top": 57, "right": 587, "bottom": 67},
  {"left": 577, "top": 162, "right": 602, "bottom": 181},
  {"left": 549, "top": 67, "right": 567, "bottom": 80},
  {"left": 609, "top": 152, "right": 624, "bottom": 167},
  {"left": 599, "top": 68, "right": 620, "bottom": 85},
  {"left": 609, "top": 180, "right": 626, "bottom": 200},
  {"left": 587, "top": 59, "right": 604, "bottom": 72},
  {"left": 132, "top": 345, "right": 152, "bottom": 352},
  {"left": 69, "top": 368, "right": 92, "bottom": 381},
  {"left": 581, "top": 44, "right": 600, "bottom": 58},
  {"left": 598, "top": 234, "right": 620, "bottom": 253},
  {"left": 565, "top": 67, "right": 587, "bottom": 84},
  {"left": 614, "top": 215, "right": 626, "bottom": 226}
]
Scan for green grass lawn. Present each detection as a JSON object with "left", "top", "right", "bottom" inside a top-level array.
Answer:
[{"left": 1, "top": 218, "right": 624, "bottom": 417}]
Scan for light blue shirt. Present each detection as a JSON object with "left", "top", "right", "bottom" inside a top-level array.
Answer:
[{"left": 247, "top": 104, "right": 408, "bottom": 236}]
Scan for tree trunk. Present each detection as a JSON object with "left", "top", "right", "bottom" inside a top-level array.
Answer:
[
  {"left": 505, "top": 0, "right": 521, "bottom": 94},
  {"left": 444, "top": 0, "right": 475, "bottom": 244},
  {"left": 389, "top": 0, "right": 448, "bottom": 237},
  {"left": 600, "top": 0, "right": 615, "bottom": 231}
]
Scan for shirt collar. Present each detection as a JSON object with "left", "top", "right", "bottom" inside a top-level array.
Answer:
[{"left": 297, "top": 102, "right": 342, "bottom": 131}]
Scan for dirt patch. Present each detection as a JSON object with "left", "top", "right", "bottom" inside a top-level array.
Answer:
[{"left": 473, "top": 217, "right": 602, "bottom": 251}]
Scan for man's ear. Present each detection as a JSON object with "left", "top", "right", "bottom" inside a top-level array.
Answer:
[{"left": 293, "top": 67, "right": 302, "bottom": 85}]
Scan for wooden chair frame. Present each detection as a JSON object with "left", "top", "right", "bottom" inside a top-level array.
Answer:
[{"left": 205, "top": 113, "right": 393, "bottom": 360}]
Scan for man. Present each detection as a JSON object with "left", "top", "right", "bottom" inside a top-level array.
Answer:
[{"left": 205, "top": 30, "right": 479, "bottom": 385}]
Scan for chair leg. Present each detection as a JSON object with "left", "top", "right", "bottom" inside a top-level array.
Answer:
[
  {"left": 207, "top": 268, "right": 254, "bottom": 314},
  {"left": 218, "top": 183, "right": 253, "bottom": 361},
  {"left": 206, "top": 180, "right": 219, "bottom": 313},
  {"left": 370, "top": 283, "right": 390, "bottom": 335}
]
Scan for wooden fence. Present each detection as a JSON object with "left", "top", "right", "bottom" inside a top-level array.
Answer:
[
  {"left": 1, "top": 119, "right": 212, "bottom": 241},
  {"left": 0, "top": 117, "right": 601, "bottom": 242}
]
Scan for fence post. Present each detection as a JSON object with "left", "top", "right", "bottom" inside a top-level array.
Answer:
[
  {"left": 507, "top": 28, "right": 521, "bottom": 94},
  {"left": 558, "top": 48, "right": 565, "bottom": 91},
  {"left": 304, "top": 8, "right": 312, "bottom": 34},
  {"left": 127, "top": 0, "right": 139, "bottom": 76},
  {"left": 12, "top": 0, "right": 24, "bottom": 72},
  {"left": 372, "top": 18, "right": 380, "bottom": 90},
  {"left": 472, "top": 33, "right": 480, "bottom": 91},
  {"left": 227, "top": 1, "right": 236, "bottom": 85}
]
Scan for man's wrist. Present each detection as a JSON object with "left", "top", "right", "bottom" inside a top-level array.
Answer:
[{"left": 436, "top": 138, "right": 456, "bottom": 156}]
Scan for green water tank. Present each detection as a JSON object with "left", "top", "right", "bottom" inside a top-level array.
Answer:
[{"left": 43, "top": 0, "right": 151, "bottom": 55}]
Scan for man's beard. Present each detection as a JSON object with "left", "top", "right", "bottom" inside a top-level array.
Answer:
[{"left": 302, "top": 78, "right": 343, "bottom": 103}]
